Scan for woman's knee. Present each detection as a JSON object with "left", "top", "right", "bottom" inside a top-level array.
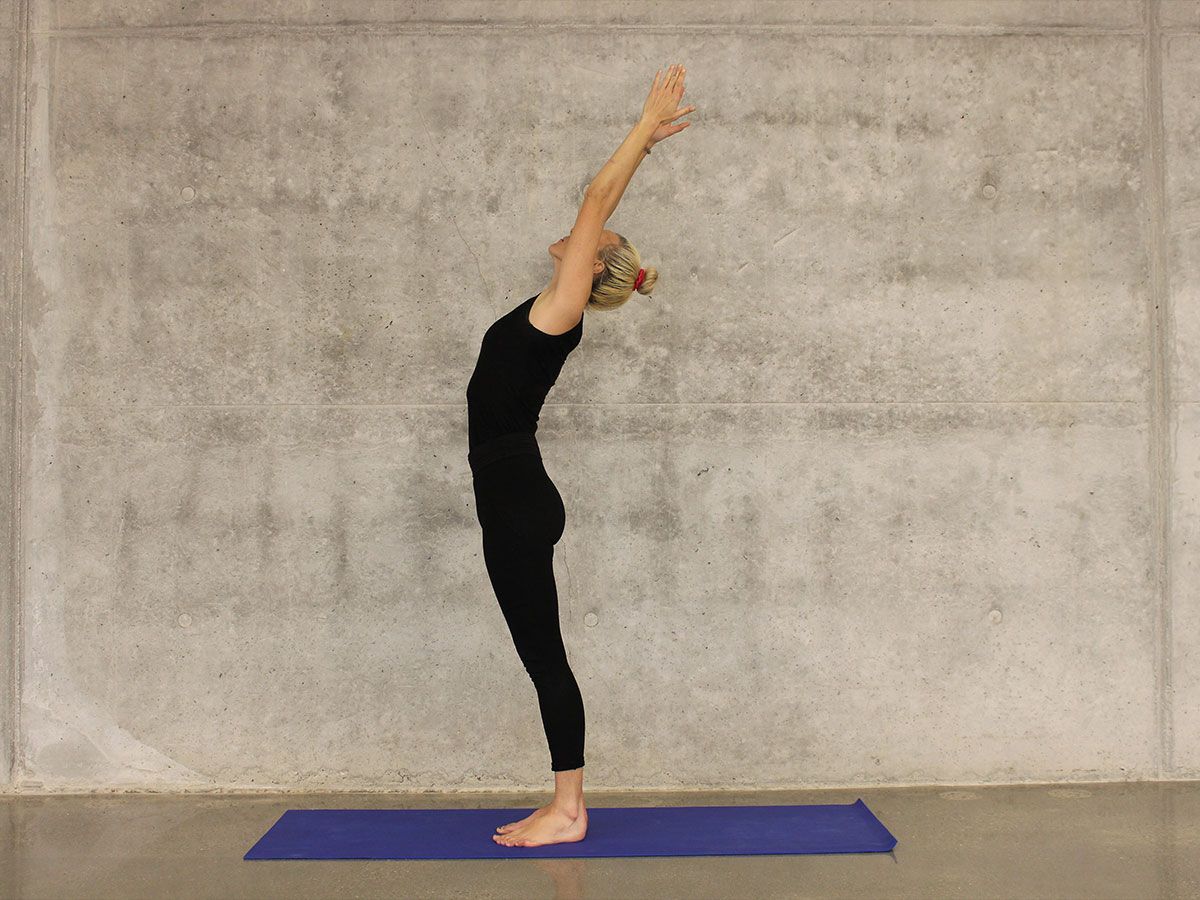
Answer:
[{"left": 519, "top": 646, "right": 574, "bottom": 682}]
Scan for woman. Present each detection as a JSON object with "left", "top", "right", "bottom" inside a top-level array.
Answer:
[{"left": 466, "top": 64, "right": 695, "bottom": 848}]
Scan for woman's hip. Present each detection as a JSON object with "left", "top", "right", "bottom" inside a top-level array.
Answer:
[{"left": 471, "top": 446, "right": 565, "bottom": 545}]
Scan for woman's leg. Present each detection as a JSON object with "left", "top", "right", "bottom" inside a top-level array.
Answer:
[
  {"left": 472, "top": 452, "right": 588, "bottom": 845},
  {"left": 480, "top": 529, "right": 586, "bottom": 775}
]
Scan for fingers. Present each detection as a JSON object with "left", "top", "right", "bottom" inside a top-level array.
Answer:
[
  {"left": 651, "top": 64, "right": 687, "bottom": 113},
  {"left": 657, "top": 63, "right": 684, "bottom": 93}
]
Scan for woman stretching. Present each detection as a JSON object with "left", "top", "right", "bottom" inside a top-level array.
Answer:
[{"left": 465, "top": 64, "right": 695, "bottom": 848}]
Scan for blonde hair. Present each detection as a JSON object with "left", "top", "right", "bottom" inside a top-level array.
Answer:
[{"left": 587, "top": 233, "right": 658, "bottom": 310}]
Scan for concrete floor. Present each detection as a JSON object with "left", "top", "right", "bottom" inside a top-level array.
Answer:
[{"left": 0, "top": 781, "right": 1197, "bottom": 899}]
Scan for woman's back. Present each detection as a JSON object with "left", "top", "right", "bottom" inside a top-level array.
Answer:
[{"left": 466, "top": 294, "right": 584, "bottom": 451}]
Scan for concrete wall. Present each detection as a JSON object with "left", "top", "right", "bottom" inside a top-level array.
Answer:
[
  {"left": 2, "top": 0, "right": 1197, "bottom": 793},
  {"left": 1, "top": 0, "right": 21, "bottom": 789}
]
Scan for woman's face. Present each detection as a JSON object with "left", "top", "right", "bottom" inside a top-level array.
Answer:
[{"left": 549, "top": 229, "right": 618, "bottom": 261}]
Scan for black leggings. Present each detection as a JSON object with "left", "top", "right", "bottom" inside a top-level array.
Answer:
[{"left": 469, "top": 432, "right": 585, "bottom": 772}]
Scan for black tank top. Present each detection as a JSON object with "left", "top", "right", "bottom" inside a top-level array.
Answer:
[{"left": 466, "top": 293, "right": 584, "bottom": 450}]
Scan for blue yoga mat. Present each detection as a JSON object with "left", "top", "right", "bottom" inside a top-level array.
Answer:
[{"left": 244, "top": 798, "right": 896, "bottom": 859}]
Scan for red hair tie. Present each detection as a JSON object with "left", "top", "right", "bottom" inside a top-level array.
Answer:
[{"left": 633, "top": 268, "right": 646, "bottom": 291}]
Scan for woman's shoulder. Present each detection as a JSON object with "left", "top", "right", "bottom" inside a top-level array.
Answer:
[{"left": 527, "top": 292, "right": 584, "bottom": 337}]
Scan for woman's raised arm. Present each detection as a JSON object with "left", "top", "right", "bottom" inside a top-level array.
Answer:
[{"left": 588, "top": 64, "right": 694, "bottom": 220}]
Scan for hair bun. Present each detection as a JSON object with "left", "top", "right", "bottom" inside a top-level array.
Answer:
[{"left": 633, "top": 265, "right": 655, "bottom": 295}]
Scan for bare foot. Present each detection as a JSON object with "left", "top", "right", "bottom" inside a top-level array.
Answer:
[
  {"left": 495, "top": 803, "right": 553, "bottom": 835},
  {"left": 492, "top": 804, "right": 587, "bottom": 847}
]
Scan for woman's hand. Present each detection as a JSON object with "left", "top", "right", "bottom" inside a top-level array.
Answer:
[{"left": 641, "top": 64, "right": 695, "bottom": 147}]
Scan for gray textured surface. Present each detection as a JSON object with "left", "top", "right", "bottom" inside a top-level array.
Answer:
[
  {"left": 1164, "top": 24, "right": 1200, "bottom": 775},
  {"left": 3, "top": 1, "right": 1199, "bottom": 792},
  {"left": 2, "top": 781, "right": 1199, "bottom": 898},
  {"left": 2, "top": 0, "right": 22, "bottom": 791}
]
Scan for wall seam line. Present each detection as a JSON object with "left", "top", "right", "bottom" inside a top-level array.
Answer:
[
  {"left": 1143, "top": 0, "right": 1173, "bottom": 779},
  {"left": 7, "top": 0, "right": 30, "bottom": 789},
  {"left": 20, "top": 23, "right": 1149, "bottom": 39}
]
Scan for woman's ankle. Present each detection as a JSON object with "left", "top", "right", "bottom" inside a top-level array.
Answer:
[
  {"left": 551, "top": 764, "right": 585, "bottom": 816},
  {"left": 551, "top": 795, "right": 584, "bottom": 816}
]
